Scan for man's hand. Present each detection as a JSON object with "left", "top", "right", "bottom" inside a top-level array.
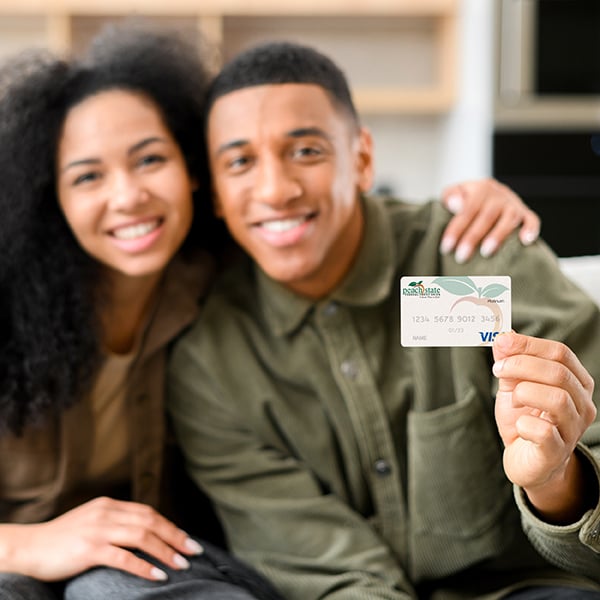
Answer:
[
  {"left": 0, "top": 497, "right": 204, "bottom": 582},
  {"left": 492, "top": 332, "right": 597, "bottom": 523},
  {"left": 441, "top": 178, "right": 540, "bottom": 264}
]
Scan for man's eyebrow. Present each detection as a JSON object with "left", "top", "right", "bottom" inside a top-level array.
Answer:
[
  {"left": 287, "top": 127, "right": 331, "bottom": 141},
  {"left": 213, "top": 127, "right": 331, "bottom": 158},
  {"left": 215, "top": 139, "right": 248, "bottom": 158}
]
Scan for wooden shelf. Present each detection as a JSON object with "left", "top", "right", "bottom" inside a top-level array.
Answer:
[
  {"left": 0, "top": 0, "right": 458, "bottom": 114},
  {"left": 1, "top": 0, "right": 456, "bottom": 15}
]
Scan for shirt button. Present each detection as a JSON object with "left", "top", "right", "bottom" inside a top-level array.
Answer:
[
  {"left": 374, "top": 459, "right": 392, "bottom": 477},
  {"left": 323, "top": 302, "right": 339, "bottom": 317},
  {"left": 340, "top": 360, "right": 358, "bottom": 380}
]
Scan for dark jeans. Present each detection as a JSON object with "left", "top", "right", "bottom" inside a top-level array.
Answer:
[
  {"left": 0, "top": 542, "right": 282, "bottom": 600},
  {"left": 0, "top": 573, "right": 60, "bottom": 600},
  {"left": 504, "top": 587, "right": 600, "bottom": 599}
]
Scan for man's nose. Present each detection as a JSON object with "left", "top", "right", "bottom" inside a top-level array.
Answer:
[{"left": 253, "top": 157, "right": 301, "bottom": 208}]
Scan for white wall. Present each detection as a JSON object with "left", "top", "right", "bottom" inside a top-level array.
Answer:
[{"left": 363, "top": 0, "right": 495, "bottom": 202}]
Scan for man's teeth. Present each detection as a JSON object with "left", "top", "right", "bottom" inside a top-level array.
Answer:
[
  {"left": 261, "top": 216, "right": 307, "bottom": 233},
  {"left": 113, "top": 220, "right": 159, "bottom": 240}
]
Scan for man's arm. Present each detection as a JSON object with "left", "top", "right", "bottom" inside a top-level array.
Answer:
[
  {"left": 455, "top": 230, "right": 600, "bottom": 580},
  {"left": 493, "top": 331, "right": 600, "bottom": 581},
  {"left": 440, "top": 215, "right": 600, "bottom": 581},
  {"left": 493, "top": 332, "right": 597, "bottom": 524}
]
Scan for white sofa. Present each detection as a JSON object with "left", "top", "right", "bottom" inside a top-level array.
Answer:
[{"left": 559, "top": 255, "right": 600, "bottom": 308}]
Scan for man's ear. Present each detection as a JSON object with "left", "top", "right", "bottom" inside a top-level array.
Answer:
[{"left": 356, "top": 126, "right": 374, "bottom": 194}]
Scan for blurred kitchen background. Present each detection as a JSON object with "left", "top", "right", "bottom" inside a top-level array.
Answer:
[{"left": 1, "top": 0, "right": 599, "bottom": 257}]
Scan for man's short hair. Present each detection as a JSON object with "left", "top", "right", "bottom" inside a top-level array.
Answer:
[{"left": 206, "top": 41, "right": 359, "bottom": 125}]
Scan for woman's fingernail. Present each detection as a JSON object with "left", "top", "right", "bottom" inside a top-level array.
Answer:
[
  {"left": 185, "top": 537, "right": 204, "bottom": 555},
  {"left": 522, "top": 229, "right": 539, "bottom": 245},
  {"left": 455, "top": 244, "right": 471, "bottom": 264},
  {"left": 151, "top": 567, "right": 168, "bottom": 581},
  {"left": 492, "top": 360, "right": 505, "bottom": 376},
  {"left": 480, "top": 238, "right": 498, "bottom": 258},
  {"left": 174, "top": 554, "right": 191, "bottom": 569},
  {"left": 446, "top": 193, "right": 463, "bottom": 214},
  {"left": 440, "top": 236, "right": 456, "bottom": 255}
]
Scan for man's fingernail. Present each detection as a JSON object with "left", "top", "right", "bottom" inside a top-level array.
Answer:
[
  {"left": 521, "top": 229, "right": 539, "bottom": 245},
  {"left": 185, "top": 538, "right": 204, "bottom": 555},
  {"left": 480, "top": 238, "right": 498, "bottom": 258},
  {"left": 440, "top": 236, "right": 456, "bottom": 255},
  {"left": 446, "top": 193, "right": 463, "bottom": 214},
  {"left": 151, "top": 567, "right": 168, "bottom": 581},
  {"left": 494, "top": 331, "right": 512, "bottom": 345},
  {"left": 492, "top": 360, "right": 505, "bottom": 376},
  {"left": 174, "top": 554, "right": 191, "bottom": 569},
  {"left": 455, "top": 244, "right": 471, "bottom": 264}
]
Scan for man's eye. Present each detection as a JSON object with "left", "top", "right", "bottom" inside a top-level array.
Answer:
[
  {"left": 227, "top": 156, "right": 251, "bottom": 170},
  {"left": 294, "top": 146, "right": 321, "bottom": 158}
]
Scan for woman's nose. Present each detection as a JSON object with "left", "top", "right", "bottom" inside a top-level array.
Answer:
[{"left": 108, "top": 172, "right": 149, "bottom": 210}]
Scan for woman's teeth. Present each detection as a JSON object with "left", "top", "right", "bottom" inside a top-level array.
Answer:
[{"left": 113, "top": 220, "right": 159, "bottom": 240}]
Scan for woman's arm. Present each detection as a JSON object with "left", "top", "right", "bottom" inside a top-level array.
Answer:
[
  {"left": 0, "top": 497, "right": 203, "bottom": 581},
  {"left": 441, "top": 178, "right": 540, "bottom": 263}
]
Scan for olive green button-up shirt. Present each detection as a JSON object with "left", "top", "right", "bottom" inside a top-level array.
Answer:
[{"left": 169, "top": 197, "right": 600, "bottom": 599}]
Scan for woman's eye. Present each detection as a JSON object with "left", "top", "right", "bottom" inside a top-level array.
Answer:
[
  {"left": 138, "top": 154, "right": 166, "bottom": 168},
  {"left": 73, "top": 172, "right": 99, "bottom": 186}
]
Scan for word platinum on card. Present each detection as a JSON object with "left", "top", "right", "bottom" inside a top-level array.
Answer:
[{"left": 400, "top": 276, "right": 512, "bottom": 347}]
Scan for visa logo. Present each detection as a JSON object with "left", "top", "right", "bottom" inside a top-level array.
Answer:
[{"left": 479, "top": 331, "right": 500, "bottom": 343}]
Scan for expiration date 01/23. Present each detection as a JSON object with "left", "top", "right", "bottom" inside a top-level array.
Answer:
[{"left": 410, "top": 314, "right": 500, "bottom": 324}]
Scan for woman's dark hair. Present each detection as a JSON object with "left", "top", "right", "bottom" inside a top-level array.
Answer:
[{"left": 0, "top": 21, "right": 216, "bottom": 434}]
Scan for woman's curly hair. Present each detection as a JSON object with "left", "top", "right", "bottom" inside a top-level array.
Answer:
[{"left": 0, "top": 21, "right": 219, "bottom": 434}]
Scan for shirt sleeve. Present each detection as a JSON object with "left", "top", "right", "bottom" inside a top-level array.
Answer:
[
  {"left": 514, "top": 443, "right": 600, "bottom": 580},
  {"left": 167, "top": 308, "right": 416, "bottom": 600}
]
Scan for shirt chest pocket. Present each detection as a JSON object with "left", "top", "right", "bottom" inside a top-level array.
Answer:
[{"left": 406, "top": 387, "right": 514, "bottom": 578}]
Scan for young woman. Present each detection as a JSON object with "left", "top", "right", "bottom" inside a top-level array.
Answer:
[
  {"left": 0, "top": 22, "right": 281, "bottom": 600},
  {"left": 0, "top": 19, "right": 538, "bottom": 600}
]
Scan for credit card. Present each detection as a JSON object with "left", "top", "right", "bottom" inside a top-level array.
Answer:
[{"left": 400, "top": 276, "right": 511, "bottom": 347}]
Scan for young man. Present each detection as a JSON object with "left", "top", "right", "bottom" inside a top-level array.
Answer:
[{"left": 168, "top": 42, "right": 600, "bottom": 599}]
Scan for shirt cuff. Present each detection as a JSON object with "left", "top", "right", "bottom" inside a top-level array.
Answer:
[{"left": 514, "top": 443, "right": 600, "bottom": 553}]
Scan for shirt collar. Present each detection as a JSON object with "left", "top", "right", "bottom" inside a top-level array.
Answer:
[
  {"left": 256, "top": 196, "right": 396, "bottom": 336},
  {"left": 141, "top": 250, "right": 214, "bottom": 357}
]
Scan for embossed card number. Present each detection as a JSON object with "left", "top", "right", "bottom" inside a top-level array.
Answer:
[{"left": 400, "top": 276, "right": 511, "bottom": 347}]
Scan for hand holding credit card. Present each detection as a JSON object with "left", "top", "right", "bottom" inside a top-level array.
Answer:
[{"left": 400, "top": 276, "right": 511, "bottom": 347}]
